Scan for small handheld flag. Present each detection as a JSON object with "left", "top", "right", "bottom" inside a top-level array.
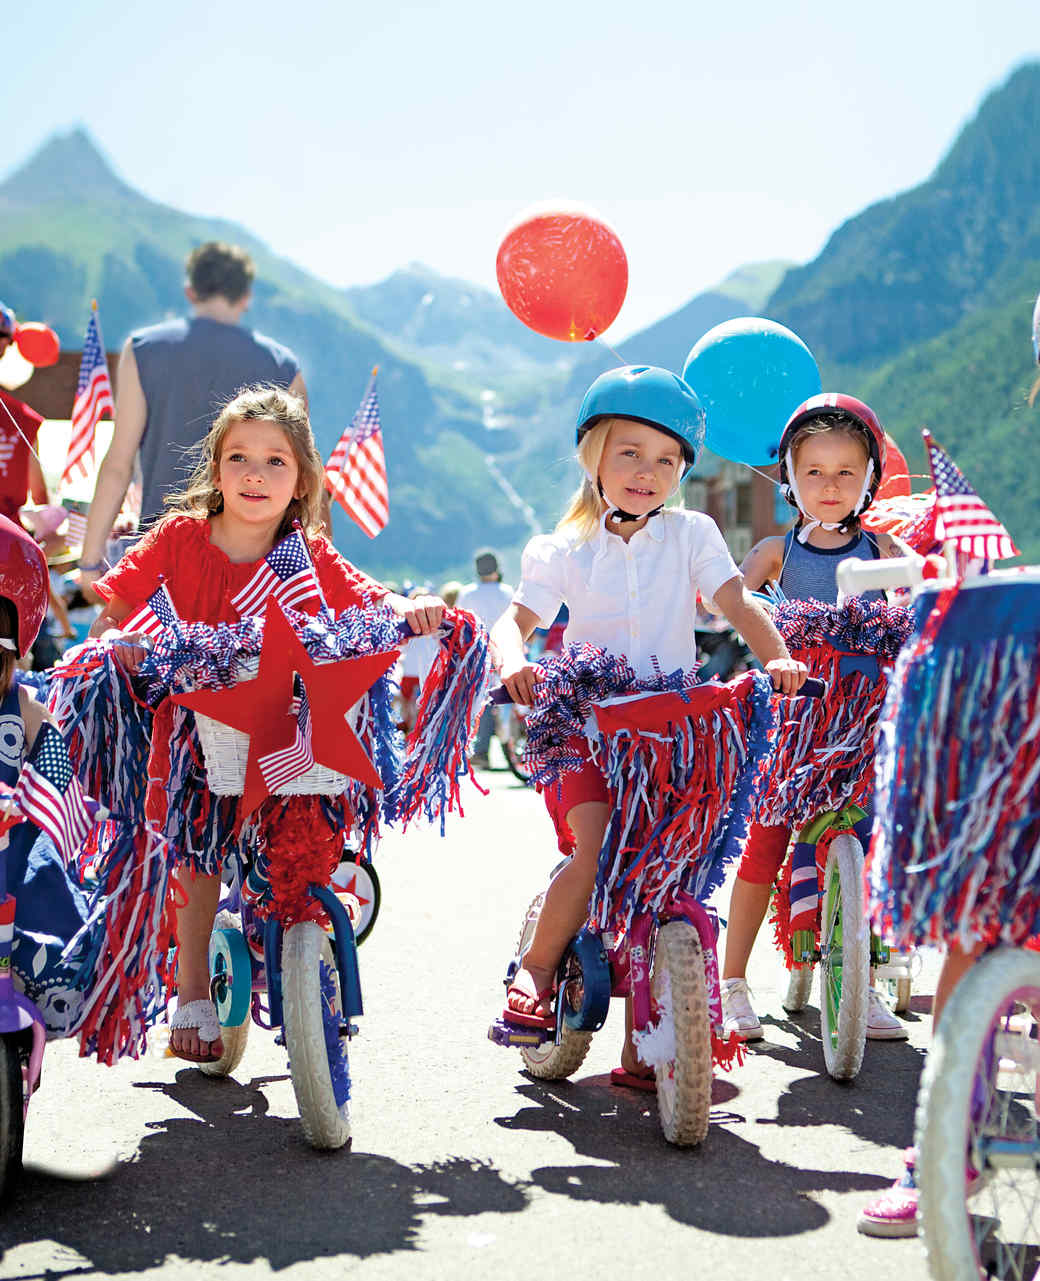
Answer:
[
  {"left": 924, "top": 431, "right": 1019, "bottom": 562},
  {"left": 324, "top": 369, "right": 388, "bottom": 538},
  {"left": 62, "top": 303, "right": 114, "bottom": 485},
  {"left": 230, "top": 527, "right": 326, "bottom": 618}
]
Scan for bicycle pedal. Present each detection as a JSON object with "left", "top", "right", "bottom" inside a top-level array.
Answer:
[
  {"left": 487, "top": 1018, "right": 552, "bottom": 1049},
  {"left": 340, "top": 1022, "right": 360, "bottom": 1038}
]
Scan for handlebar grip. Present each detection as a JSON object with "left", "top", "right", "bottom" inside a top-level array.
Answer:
[
  {"left": 489, "top": 684, "right": 513, "bottom": 705},
  {"left": 835, "top": 554, "right": 922, "bottom": 596},
  {"left": 799, "top": 677, "right": 825, "bottom": 700}
]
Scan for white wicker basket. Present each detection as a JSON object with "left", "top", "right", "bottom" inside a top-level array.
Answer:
[{"left": 192, "top": 655, "right": 365, "bottom": 797}]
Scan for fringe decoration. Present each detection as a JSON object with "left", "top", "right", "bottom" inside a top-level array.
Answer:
[
  {"left": 391, "top": 607, "right": 492, "bottom": 831},
  {"left": 632, "top": 971, "right": 746, "bottom": 1073},
  {"left": 47, "top": 639, "right": 155, "bottom": 826},
  {"left": 239, "top": 796, "right": 349, "bottom": 926},
  {"left": 867, "top": 585, "right": 1040, "bottom": 951},
  {"left": 750, "top": 599, "right": 914, "bottom": 830},
  {"left": 589, "top": 671, "right": 777, "bottom": 936},
  {"left": 62, "top": 820, "right": 178, "bottom": 1065},
  {"left": 522, "top": 644, "right": 697, "bottom": 786},
  {"left": 769, "top": 866, "right": 794, "bottom": 972}
]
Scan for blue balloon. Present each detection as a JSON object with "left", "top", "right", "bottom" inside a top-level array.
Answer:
[{"left": 681, "top": 317, "right": 822, "bottom": 467}]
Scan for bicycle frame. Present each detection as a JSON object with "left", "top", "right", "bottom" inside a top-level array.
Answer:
[
  {"left": 213, "top": 879, "right": 363, "bottom": 1038},
  {"left": 0, "top": 839, "right": 46, "bottom": 1118}
]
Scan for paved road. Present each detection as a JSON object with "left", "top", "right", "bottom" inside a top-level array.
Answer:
[{"left": 0, "top": 765, "right": 939, "bottom": 1280}]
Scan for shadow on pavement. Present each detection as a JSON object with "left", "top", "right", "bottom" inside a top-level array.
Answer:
[
  {"left": 750, "top": 1009, "right": 926, "bottom": 1149},
  {"left": 2, "top": 1069, "right": 529, "bottom": 1271},
  {"left": 495, "top": 1073, "right": 887, "bottom": 1237}
]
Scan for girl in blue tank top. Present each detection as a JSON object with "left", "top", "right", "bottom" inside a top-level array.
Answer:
[{"left": 720, "top": 395, "right": 911, "bottom": 1044}]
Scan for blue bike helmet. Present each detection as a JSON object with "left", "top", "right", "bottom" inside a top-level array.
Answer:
[{"left": 576, "top": 365, "right": 705, "bottom": 475}]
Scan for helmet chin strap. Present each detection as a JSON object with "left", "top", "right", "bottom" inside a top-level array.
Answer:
[
  {"left": 784, "top": 450, "right": 874, "bottom": 544},
  {"left": 597, "top": 480, "right": 663, "bottom": 524}
]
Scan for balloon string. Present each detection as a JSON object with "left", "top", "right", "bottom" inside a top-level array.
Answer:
[
  {"left": 596, "top": 337, "right": 628, "bottom": 366},
  {"left": 0, "top": 394, "right": 47, "bottom": 468}
]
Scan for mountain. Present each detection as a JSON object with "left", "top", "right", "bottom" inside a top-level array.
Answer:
[
  {"left": 344, "top": 264, "right": 571, "bottom": 379},
  {"left": 0, "top": 130, "right": 532, "bottom": 579},
  {"left": 763, "top": 62, "right": 1040, "bottom": 561},
  {"left": 769, "top": 63, "right": 1040, "bottom": 366}
]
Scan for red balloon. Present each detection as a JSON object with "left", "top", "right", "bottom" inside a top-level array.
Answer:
[
  {"left": 15, "top": 323, "right": 60, "bottom": 367},
  {"left": 496, "top": 209, "right": 628, "bottom": 342},
  {"left": 876, "top": 432, "right": 911, "bottom": 501}
]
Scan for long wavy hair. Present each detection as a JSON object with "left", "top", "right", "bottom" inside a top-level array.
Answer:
[{"left": 161, "top": 384, "right": 326, "bottom": 541}]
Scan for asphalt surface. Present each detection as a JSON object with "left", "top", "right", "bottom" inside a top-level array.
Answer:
[{"left": 0, "top": 760, "right": 941, "bottom": 1280}]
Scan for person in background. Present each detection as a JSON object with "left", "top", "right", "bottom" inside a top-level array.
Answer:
[
  {"left": 78, "top": 242, "right": 306, "bottom": 595},
  {"left": 0, "top": 300, "right": 51, "bottom": 527},
  {"left": 458, "top": 550, "right": 514, "bottom": 769},
  {"left": 439, "top": 580, "right": 463, "bottom": 609}
]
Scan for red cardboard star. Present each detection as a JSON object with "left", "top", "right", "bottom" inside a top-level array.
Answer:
[
  {"left": 266, "top": 599, "right": 399, "bottom": 790},
  {"left": 172, "top": 599, "right": 399, "bottom": 814},
  {"left": 172, "top": 610, "right": 301, "bottom": 816}
]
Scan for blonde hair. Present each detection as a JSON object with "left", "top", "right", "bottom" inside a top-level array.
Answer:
[
  {"left": 439, "top": 579, "right": 463, "bottom": 608},
  {"left": 555, "top": 417, "right": 683, "bottom": 541},
  {"left": 162, "top": 384, "right": 326, "bottom": 541}
]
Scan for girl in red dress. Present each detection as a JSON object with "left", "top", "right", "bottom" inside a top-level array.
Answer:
[{"left": 89, "top": 384, "right": 443, "bottom": 1062}]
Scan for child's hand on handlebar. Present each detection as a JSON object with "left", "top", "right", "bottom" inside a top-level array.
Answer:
[
  {"left": 500, "top": 659, "right": 542, "bottom": 707},
  {"left": 103, "top": 629, "right": 152, "bottom": 674},
  {"left": 765, "top": 657, "right": 809, "bottom": 695},
  {"left": 390, "top": 593, "right": 445, "bottom": 636}
]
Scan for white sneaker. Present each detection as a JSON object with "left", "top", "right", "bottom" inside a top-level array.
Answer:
[
  {"left": 720, "top": 977, "right": 763, "bottom": 1041},
  {"left": 866, "top": 987, "right": 908, "bottom": 1040}
]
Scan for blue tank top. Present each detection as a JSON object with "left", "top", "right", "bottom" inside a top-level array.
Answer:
[
  {"left": 133, "top": 316, "right": 299, "bottom": 531},
  {"left": 778, "top": 529, "right": 885, "bottom": 605}
]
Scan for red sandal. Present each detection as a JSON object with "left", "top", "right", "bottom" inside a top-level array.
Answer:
[{"left": 503, "top": 984, "right": 555, "bottom": 1029}]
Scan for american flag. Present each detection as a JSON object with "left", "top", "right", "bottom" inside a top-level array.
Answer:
[
  {"left": 121, "top": 579, "right": 180, "bottom": 639},
  {"left": 12, "top": 723, "right": 95, "bottom": 865},
  {"left": 925, "top": 431, "right": 1020, "bottom": 561},
  {"left": 230, "top": 527, "right": 325, "bottom": 618},
  {"left": 258, "top": 681, "right": 315, "bottom": 791},
  {"left": 62, "top": 305, "right": 114, "bottom": 485},
  {"left": 324, "top": 369, "right": 389, "bottom": 538}
]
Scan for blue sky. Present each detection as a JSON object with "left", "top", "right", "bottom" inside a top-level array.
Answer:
[{"left": 4, "top": 1, "right": 1038, "bottom": 335}]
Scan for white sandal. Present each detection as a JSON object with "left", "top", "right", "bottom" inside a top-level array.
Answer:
[{"left": 169, "top": 999, "right": 223, "bottom": 1062}]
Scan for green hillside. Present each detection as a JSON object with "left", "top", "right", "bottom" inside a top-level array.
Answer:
[{"left": 0, "top": 130, "right": 531, "bottom": 580}]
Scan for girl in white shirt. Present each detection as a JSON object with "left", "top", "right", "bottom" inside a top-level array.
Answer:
[{"left": 493, "top": 365, "right": 806, "bottom": 1083}]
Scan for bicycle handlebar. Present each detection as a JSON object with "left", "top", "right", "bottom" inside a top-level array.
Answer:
[{"left": 488, "top": 675, "right": 826, "bottom": 705}]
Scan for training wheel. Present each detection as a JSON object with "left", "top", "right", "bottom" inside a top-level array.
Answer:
[{"left": 209, "top": 926, "right": 253, "bottom": 1026}]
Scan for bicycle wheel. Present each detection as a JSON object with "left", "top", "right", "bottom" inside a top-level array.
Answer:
[
  {"left": 515, "top": 893, "right": 593, "bottom": 1079},
  {"left": 201, "top": 914, "right": 252, "bottom": 1078},
  {"left": 917, "top": 948, "right": 1040, "bottom": 1281},
  {"left": 651, "top": 921, "right": 712, "bottom": 1146},
  {"left": 0, "top": 1033, "right": 25, "bottom": 1201},
  {"left": 502, "top": 711, "right": 532, "bottom": 785},
  {"left": 818, "top": 834, "right": 868, "bottom": 1080},
  {"left": 282, "top": 922, "right": 352, "bottom": 1150},
  {"left": 782, "top": 963, "right": 814, "bottom": 1013}
]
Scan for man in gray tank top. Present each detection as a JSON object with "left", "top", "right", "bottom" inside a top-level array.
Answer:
[{"left": 78, "top": 242, "right": 305, "bottom": 594}]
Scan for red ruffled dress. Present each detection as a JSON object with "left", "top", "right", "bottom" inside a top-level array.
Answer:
[{"left": 95, "top": 516, "right": 390, "bottom": 893}]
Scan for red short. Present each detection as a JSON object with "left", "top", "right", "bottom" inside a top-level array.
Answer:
[
  {"left": 400, "top": 675, "right": 420, "bottom": 701},
  {"left": 737, "top": 822, "right": 791, "bottom": 884},
  {"left": 540, "top": 736, "right": 610, "bottom": 858}
]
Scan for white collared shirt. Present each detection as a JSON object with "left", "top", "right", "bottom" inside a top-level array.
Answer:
[{"left": 514, "top": 508, "right": 740, "bottom": 678}]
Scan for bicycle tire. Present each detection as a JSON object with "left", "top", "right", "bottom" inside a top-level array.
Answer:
[
  {"left": 502, "top": 711, "right": 532, "bottom": 786},
  {"left": 0, "top": 1034, "right": 24, "bottom": 1201},
  {"left": 917, "top": 948, "right": 1040, "bottom": 1281},
  {"left": 818, "top": 834, "right": 868, "bottom": 1080},
  {"left": 282, "top": 922, "right": 352, "bottom": 1150},
  {"left": 514, "top": 893, "right": 593, "bottom": 1079},
  {"left": 652, "top": 921, "right": 712, "bottom": 1146},
  {"left": 782, "top": 962, "right": 814, "bottom": 1013}
]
